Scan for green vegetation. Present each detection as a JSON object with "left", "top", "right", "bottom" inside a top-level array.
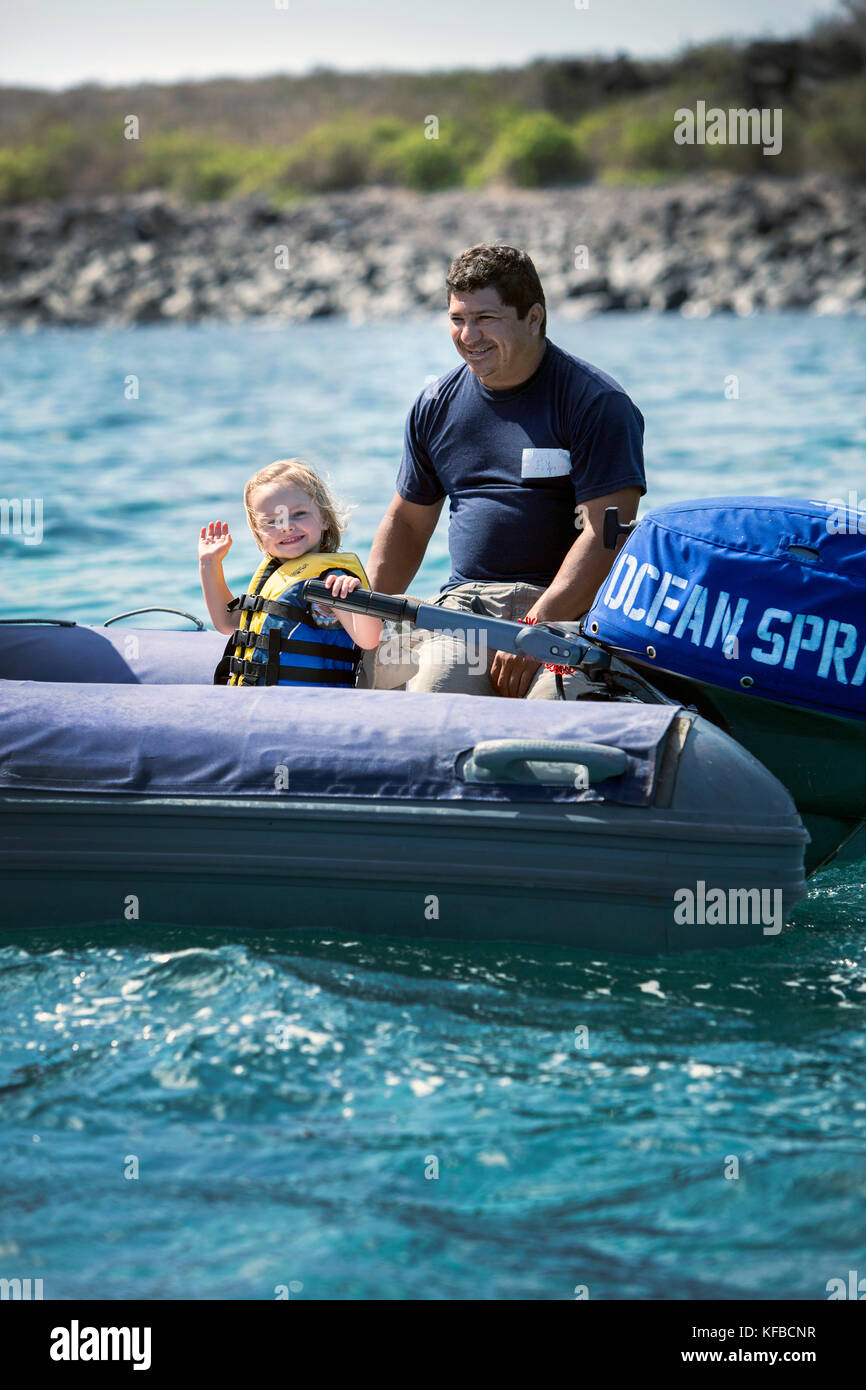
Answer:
[
  {"left": 809, "top": 76, "right": 866, "bottom": 176},
  {"left": 470, "top": 112, "right": 588, "bottom": 187},
  {"left": 0, "top": 7, "right": 864, "bottom": 205},
  {"left": 120, "top": 130, "right": 258, "bottom": 199},
  {"left": 372, "top": 127, "right": 464, "bottom": 191},
  {"left": 0, "top": 124, "right": 86, "bottom": 203}
]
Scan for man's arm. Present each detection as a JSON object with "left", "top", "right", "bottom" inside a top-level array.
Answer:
[
  {"left": 489, "top": 486, "right": 641, "bottom": 698},
  {"left": 366, "top": 492, "right": 445, "bottom": 594},
  {"left": 527, "top": 486, "right": 641, "bottom": 622}
]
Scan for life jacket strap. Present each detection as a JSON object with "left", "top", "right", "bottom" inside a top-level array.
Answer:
[
  {"left": 226, "top": 655, "right": 359, "bottom": 686},
  {"left": 231, "top": 629, "right": 358, "bottom": 664},
  {"left": 233, "top": 593, "right": 308, "bottom": 623}
]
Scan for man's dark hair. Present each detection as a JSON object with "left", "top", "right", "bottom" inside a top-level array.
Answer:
[{"left": 446, "top": 245, "right": 547, "bottom": 336}]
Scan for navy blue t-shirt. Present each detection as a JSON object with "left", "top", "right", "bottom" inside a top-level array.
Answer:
[{"left": 396, "top": 339, "right": 646, "bottom": 588}]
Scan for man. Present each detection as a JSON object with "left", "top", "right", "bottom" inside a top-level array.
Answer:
[{"left": 363, "top": 244, "right": 646, "bottom": 699}]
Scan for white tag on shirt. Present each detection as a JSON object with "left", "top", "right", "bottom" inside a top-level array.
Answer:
[{"left": 521, "top": 447, "right": 571, "bottom": 479}]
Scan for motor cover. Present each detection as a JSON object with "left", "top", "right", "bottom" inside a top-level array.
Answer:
[{"left": 585, "top": 496, "right": 866, "bottom": 720}]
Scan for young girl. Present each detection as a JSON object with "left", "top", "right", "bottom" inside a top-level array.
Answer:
[{"left": 200, "top": 458, "right": 381, "bottom": 688}]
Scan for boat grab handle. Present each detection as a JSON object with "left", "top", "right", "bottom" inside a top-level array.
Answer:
[
  {"left": 460, "top": 739, "right": 628, "bottom": 786},
  {"left": 103, "top": 607, "right": 205, "bottom": 630},
  {"left": 0, "top": 617, "right": 77, "bottom": 626}
]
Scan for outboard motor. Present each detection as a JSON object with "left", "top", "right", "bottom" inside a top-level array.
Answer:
[{"left": 584, "top": 496, "right": 866, "bottom": 873}]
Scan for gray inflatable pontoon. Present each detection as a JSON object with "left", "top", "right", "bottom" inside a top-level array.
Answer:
[{"left": 0, "top": 611, "right": 808, "bottom": 952}]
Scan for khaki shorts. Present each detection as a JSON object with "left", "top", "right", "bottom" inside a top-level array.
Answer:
[{"left": 357, "top": 580, "right": 594, "bottom": 700}]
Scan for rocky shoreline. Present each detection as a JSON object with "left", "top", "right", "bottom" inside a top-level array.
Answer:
[{"left": 0, "top": 176, "right": 864, "bottom": 328}]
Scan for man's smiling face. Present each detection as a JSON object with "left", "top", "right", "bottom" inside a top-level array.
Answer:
[{"left": 448, "top": 286, "right": 545, "bottom": 390}]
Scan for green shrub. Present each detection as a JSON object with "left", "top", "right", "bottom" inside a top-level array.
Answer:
[
  {"left": 229, "top": 147, "right": 290, "bottom": 198},
  {"left": 472, "top": 111, "right": 588, "bottom": 186},
  {"left": 121, "top": 131, "right": 249, "bottom": 199},
  {"left": 807, "top": 80, "right": 866, "bottom": 176},
  {"left": 0, "top": 147, "right": 46, "bottom": 203},
  {"left": 0, "top": 124, "right": 84, "bottom": 203},
  {"left": 366, "top": 117, "right": 408, "bottom": 148},
  {"left": 574, "top": 90, "right": 808, "bottom": 179},
  {"left": 575, "top": 98, "right": 698, "bottom": 177},
  {"left": 372, "top": 128, "right": 463, "bottom": 190},
  {"left": 182, "top": 147, "right": 248, "bottom": 200},
  {"left": 276, "top": 118, "right": 375, "bottom": 193}
]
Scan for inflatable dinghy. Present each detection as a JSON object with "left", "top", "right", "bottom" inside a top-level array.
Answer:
[{"left": 0, "top": 496, "right": 862, "bottom": 952}]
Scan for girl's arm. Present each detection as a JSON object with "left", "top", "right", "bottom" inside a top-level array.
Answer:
[
  {"left": 198, "top": 521, "right": 238, "bottom": 636},
  {"left": 322, "top": 573, "right": 383, "bottom": 650}
]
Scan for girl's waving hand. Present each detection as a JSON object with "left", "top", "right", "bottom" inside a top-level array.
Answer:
[{"left": 199, "top": 520, "right": 232, "bottom": 563}]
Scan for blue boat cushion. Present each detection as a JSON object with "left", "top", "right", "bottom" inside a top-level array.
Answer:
[
  {"left": 0, "top": 625, "right": 227, "bottom": 685},
  {"left": 0, "top": 682, "right": 679, "bottom": 806},
  {"left": 585, "top": 496, "right": 866, "bottom": 720}
]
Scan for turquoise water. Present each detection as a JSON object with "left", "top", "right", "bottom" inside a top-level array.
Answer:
[
  {"left": 1, "top": 313, "right": 865, "bottom": 1300},
  {"left": 1, "top": 313, "right": 864, "bottom": 619}
]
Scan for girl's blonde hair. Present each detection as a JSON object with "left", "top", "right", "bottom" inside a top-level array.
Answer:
[{"left": 244, "top": 458, "right": 347, "bottom": 554}]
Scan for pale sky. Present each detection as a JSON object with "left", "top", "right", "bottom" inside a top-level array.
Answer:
[{"left": 0, "top": 0, "right": 844, "bottom": 90}]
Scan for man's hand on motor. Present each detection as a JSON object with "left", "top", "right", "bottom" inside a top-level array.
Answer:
[{"left": 489, "top": 648, "right": 541, "bottom": 699}]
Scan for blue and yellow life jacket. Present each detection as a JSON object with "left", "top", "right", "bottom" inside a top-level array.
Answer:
[{"left": 214, "top": 551, "right": 369, "bottom": 688}]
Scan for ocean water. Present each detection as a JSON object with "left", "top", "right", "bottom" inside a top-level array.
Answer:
[
  {"left": 1, "top": 312, "right": 865, "bottom": 1300},
  {"left": 2, "top": 311, "right": 865, "bottom": 618}
]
